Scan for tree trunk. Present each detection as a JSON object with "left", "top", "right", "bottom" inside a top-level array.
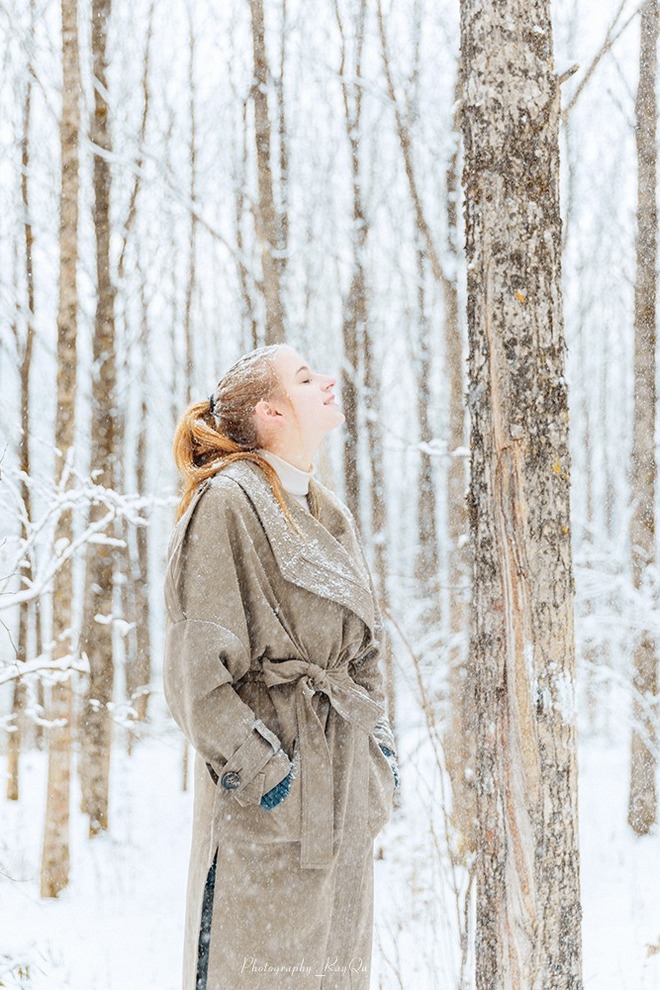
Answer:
[
  {"left": 363, "top": 329, "right": 396, "bottom": 738},
  {"left": 276, "top": 0, "right": 289, "bottom": 272},
  {"left": 183, "top": 5, "right": 197, "bottom": 392},
  {"left": 628, "top": 0, "right": 658, "bottom": 837},
  {"left": 412, "top": 240, "right": 441, "bottom": 616},
  {"left": 78, "top": 0, "right": 117, "bottom": 837},
  {"left": 132, "top": 406, "right": 151, "bottom": 721},
  {"left": 248, "top": 0, "right": 285, "bottom": 345},
  {"left": 41, "top": 0, "right": 81, "bottom": 898},
  {"left": 335, "top": 0, "right": 367, "bottom": 522},
  {"left": 461, "top": 1, "right": 584, "bottom": 986},
  {"left": 8, "top": 1, "right": 37, "bottom": 801},
  {"left": 116, "top": 3, "right": 152, "bottom": 733}
]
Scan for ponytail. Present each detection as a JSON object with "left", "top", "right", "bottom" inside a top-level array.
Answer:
[{"left": 172, "top": 399, "right": 302, "bottom": 532}]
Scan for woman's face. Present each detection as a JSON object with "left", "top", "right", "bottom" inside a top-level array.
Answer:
[{"left": 270, "top": 345, "right": 345, "bottom": 437}]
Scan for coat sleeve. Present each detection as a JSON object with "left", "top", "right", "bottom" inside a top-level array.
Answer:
[{"left": 163, "top": 481, "right": 291, "bottom": 806}]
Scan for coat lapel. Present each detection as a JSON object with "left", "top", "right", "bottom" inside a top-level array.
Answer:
[{"left": 217, "top": 460, "right": 376, "bottom": 637}]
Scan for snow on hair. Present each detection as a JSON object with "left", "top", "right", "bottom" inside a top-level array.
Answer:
[
  {"left": 172, "top": 344, "right": 302, "bottom": 530},
  {"left": 209, "top": 344, "right": 285, "bottom": 449}
]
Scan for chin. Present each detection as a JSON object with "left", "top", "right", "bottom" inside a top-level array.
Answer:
[{"left": 319, "top": 409, "right": 345, "bottom": 433}]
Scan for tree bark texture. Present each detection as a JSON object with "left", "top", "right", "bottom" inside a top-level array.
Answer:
[
  {"left": 248, "top": 0, "right": 285, "bottom": 345},
  {"left": 628, "top": 0, "right": 658, "bottom": 837},
  {"left": 78, "top": 0, "right": 117, "bottom": 836},
  {"left": 460, "top": 2, "right": 583, "bottom": 987},
  {"left": 41, "top": 0, "right": 81, "bottom": 898}
]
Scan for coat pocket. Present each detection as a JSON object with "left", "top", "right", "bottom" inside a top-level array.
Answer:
[
  {"left": 214, "top": 747, "right": 302, "bottom": 846},
  {"left": 367, "top": 735, "right": 396, "bottom": 838}
]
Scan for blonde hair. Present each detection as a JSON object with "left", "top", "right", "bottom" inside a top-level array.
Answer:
[{"left": 172, "top": 345, "right": 303, "bottom": 528}]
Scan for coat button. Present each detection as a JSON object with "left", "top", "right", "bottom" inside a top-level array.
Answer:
[{"left": 221, "top": 770, "right": 241, "bottom": 790}]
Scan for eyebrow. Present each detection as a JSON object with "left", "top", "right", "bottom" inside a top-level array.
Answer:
[{"left": 295, "top": 365, "right": 311, "bottom": 375}]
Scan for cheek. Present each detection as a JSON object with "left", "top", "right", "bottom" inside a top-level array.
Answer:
[
  {"left": 297, "top": 391, "right": 319, "bottom": 414},
  {"left": 288, "top": 392, "right": 314, "bottom": 421}
]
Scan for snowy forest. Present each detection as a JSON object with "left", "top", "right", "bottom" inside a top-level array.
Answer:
[{"left": 1, "top": 0, "right": 659, "bottom": 987}]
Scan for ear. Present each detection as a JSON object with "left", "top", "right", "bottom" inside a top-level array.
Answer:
[{"left": 254, "top": 398, "right": 284, "bottom": 427}]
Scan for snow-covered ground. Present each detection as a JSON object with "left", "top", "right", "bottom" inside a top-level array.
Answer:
[{"left": 1, "top": 718, "right": 659, "bottom": 990}]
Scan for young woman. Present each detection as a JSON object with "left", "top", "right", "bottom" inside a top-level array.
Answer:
[{"left": 163, "top": 343, "right": 398, "bottom": 990}]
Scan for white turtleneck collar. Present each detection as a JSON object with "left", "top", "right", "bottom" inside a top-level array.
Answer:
[{"left": 256, "top": 449, "right": 315, "bottom": 511}]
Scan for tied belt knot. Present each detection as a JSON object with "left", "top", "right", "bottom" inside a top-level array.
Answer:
[{"left": 260, "top": 657, "right": 384, "bottom": 869}]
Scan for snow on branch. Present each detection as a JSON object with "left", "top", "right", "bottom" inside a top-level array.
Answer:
[
  {"left": 0, "top": 462, "right": 172, "bottom": 614},
  {"left": 0, "top": 653, "right": 90, "bottom": 688}
]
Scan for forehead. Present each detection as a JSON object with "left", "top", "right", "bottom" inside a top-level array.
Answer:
[{"left": 274, "top": 346, "right": 309, "bottom": 378}]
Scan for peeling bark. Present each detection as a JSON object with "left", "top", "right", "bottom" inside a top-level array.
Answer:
[{"left": 460, "top": 2, "right": 583, "bottom": 986}]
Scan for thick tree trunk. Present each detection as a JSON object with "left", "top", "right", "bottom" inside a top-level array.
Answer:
[
  {"left": 628, "top": 0, "right": 658, "bottom": 837},
  {"left": 41, "top": 0, "right": 81, "bottom": 898},
  {"left": 461, "top": 2, "right": 583, "bottom": 986},
  {"left": 248, "top": 0, "right": 285, "bottom": 345},
  {"left": 78, "top": 0, "right": 117, "bottom": 837}
]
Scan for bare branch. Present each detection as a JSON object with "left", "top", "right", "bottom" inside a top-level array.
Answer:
[{"left": 562, "top": 0, "right": 645, "bottom": 120}]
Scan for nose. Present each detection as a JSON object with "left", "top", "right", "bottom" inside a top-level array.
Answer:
[{"left": 323, "top": 375, "right": 336, "bottom": 391}]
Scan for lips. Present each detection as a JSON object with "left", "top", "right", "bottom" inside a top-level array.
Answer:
[{"left": 324, "top": 394, "right": 336, "bottom": 405}]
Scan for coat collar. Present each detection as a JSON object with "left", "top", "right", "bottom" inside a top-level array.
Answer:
[{"left": 214, "top": 460, "right": 376, "bottom": 638}]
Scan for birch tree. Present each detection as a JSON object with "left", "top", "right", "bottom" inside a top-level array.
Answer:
[
  {"left": 40, "top": 0, "right": 82, "bottom": 898},
  {"left": 628, "top": 0, "right": 658, "bottom": 836},
  {"left": 460, "top": 1, "right": 583, "bottom": 985}
]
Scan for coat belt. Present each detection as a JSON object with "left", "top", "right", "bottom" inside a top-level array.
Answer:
[{"left": 260, "top": 658, "right": 384, "bottom": 869}]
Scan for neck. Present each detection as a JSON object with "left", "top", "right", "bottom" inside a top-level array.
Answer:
[{"left": 262, "top": 439, "right": 318, "bottom": 473}]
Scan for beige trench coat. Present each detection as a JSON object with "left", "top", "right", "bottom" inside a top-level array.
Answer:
[{"left": 163, "top": 460, "right": 396, "bottom": 990}]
